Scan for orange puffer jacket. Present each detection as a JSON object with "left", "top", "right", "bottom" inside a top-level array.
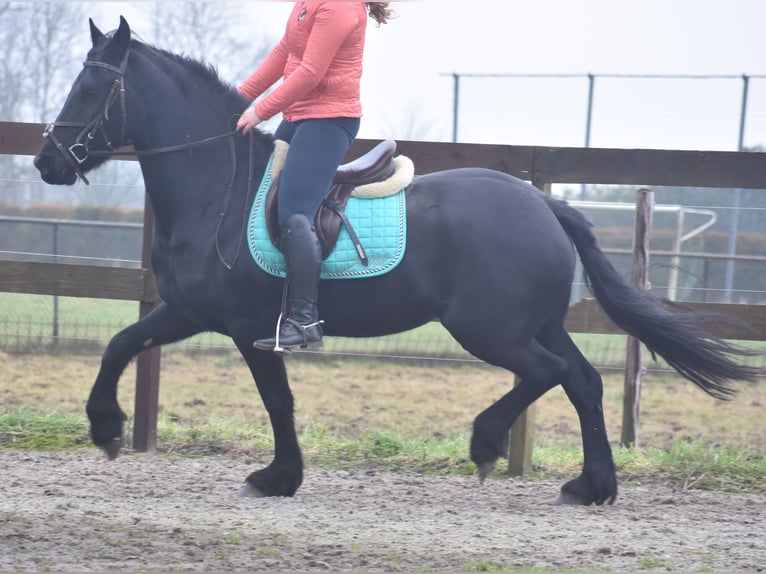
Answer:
[{"left": 238, "top": 2, "right": 367, "bottom": 122}]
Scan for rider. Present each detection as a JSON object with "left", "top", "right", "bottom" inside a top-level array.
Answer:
[{"left": 237, "top": 2, "right": 392, "bottom": 352}]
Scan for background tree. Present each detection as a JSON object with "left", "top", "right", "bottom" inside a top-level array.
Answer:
[
  {"left": 0, "top": 2, "right": 274, "bottom": 209},
  {"left": 145, "top": 2, "right": 270, "bottom": 87},
  {"left": 0, "top": 3, "right": 87, "bottom": 204}
]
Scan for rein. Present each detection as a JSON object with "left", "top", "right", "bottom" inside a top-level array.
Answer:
[{"left": 97, "top": 130, "right": 239, "bottom": 158}]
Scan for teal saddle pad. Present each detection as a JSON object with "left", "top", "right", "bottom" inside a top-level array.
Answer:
[{"left": 247, "top": 154, "right": 407, "bottom": 279}]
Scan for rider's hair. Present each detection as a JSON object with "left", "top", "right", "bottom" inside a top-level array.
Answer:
[{"left": 366, "top": 2, "right": 394, "bottom": 26}]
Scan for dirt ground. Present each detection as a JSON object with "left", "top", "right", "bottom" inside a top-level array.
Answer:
[{"left": 1, "top": 449, "right": 764, "bottom": 573}]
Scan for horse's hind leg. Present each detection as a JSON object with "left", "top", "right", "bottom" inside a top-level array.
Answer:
[
  {"left": 459, "top": 318, "right": 617, "bottom": 505},
  {"left": 87, "top": 302, "right": 203, "bottom": 458},
  {"left": 544, "top": 327, "right": 617, "bottom": 505},
  {"left": 468, "top": 338, "right": 569, "bottom": 479},
  {"left": 233, "top": 340, "right": 303, "bottom": 498}
]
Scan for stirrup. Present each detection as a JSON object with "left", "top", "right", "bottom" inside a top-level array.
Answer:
[
  {"left": 252, "top": 312, "right": 290, "bottom": 354},
  {"left": 254, "top": 313, "right": 324, "bottom": 355},
  {"left": 272, "top": 312, "right": 288, "bottom": 355}
]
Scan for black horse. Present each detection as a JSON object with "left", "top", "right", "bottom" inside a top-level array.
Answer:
[{"left": 34, "top": 18, "right": 756, "bottom": 505}]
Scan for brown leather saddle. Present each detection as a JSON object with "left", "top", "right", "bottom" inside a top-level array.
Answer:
[{"left": 265, "top": 139, "right": 398, "bottom": 263}]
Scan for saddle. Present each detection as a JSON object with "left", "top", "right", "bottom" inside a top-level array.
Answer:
[{"left": 265, "top": 139, "right": 399, "bottom": 262}]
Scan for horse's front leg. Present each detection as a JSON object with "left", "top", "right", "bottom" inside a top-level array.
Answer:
[
  {"left": 234, "top": 341, "right": 303, "bottom": 497},
  {"left": 87, "top": 302, "right": 203, "bottom": 458}
]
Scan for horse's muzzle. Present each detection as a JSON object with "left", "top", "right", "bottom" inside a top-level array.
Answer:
[{"left": 34, "top": 150, "right": 78, "bottom": 186}]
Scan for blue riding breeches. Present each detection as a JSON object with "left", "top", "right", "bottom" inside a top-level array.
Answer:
[{"left": 274, "top": 117, "right": 361, "bottom": 228}]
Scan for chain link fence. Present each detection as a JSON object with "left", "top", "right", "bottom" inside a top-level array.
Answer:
[
  {"left": 1, "top": 205, "right": 764, "bottom": 372},
  {"left": 449, "top": 74, "right": 766, "bottom": 151}
]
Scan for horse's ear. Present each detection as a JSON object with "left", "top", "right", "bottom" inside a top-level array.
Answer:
[
  {"left": 112, "top": 15, "right": 131, "bottom": 50},
  {"left": 89, "top": 18, "right": 104, "bottom": 45}
]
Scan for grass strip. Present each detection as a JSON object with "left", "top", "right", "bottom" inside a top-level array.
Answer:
[{"left": 1, "top": 408, "right": 764, "bottom": 494}]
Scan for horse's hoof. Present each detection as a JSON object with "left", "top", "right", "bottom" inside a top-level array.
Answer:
[
  {"left": 476, "top": 461, "right": 495, "bottom": 483},
  {"left": 102, "top": 436, "right": 124, "bottom": 460},
  {"left": 237, "top": 482, "right": 267, "bottom": 498},
  {"left": 553, "top": 492, "right": 589, "bottom": 506}
]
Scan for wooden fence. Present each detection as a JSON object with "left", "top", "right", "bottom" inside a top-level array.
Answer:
[{"left": 2, "top": 121, "right": 766, "bottom": 470}]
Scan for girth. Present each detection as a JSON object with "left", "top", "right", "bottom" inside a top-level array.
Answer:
[{"left": 264, "top": 139, "right": 397, "bottom": 262}]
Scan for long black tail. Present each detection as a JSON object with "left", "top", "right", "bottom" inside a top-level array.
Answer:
[{"left": 544, "top": 195, "right": 759, "bottom": 399}]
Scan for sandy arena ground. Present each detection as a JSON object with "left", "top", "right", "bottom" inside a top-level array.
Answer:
[{"left": 1, "top": 449, "right": 764, "bottom": 572}]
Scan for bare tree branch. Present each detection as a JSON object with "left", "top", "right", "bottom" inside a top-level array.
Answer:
[{"left": 146, "top": 1, "right": 271, "bottom": 85}]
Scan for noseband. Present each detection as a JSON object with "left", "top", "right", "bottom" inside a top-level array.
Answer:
[{"left": 43, "top": 48, "right": 130, "bottom": 185}]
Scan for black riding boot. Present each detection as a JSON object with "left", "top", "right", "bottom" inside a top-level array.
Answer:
[{"left": 254, "top": 213, "right": 324, "bottom": 352}]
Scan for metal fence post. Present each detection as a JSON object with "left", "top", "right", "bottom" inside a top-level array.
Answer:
[{"left": 51, "top": 222, "right": 59, "bottom": 346}]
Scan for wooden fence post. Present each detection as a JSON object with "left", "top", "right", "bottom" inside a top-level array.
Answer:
[
  {"left": 507, "top": 181, "right": 551, "bottom": 475},
  {"left": 132, "top": 198, "right": 161, "bottom": 453},
  {"left": 621, "top": 188, "right": 654, "bottom": 447}
]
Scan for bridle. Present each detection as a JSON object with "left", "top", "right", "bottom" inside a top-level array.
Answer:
[
  {"left": 43, "top": 48, "right": 130, "bottom": 185},
  {"left": 42, "top": 42, "right": 254, "bottom": 269},
  {"left": 42, "top": 45, "right": 238, "bottom": 185}
]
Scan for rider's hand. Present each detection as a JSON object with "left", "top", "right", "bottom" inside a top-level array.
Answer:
[{"left": 236, "top": 108, "right": 263, "bottom": 135}]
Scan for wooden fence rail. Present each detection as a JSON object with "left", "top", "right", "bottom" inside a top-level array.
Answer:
[
  {"left": 2, "top": 121, "right": 766, "bottom": 469},
  {"left": 3, "top": 260, "right": 764, "bottom": 339},
  {"left": 4, "top": 120, "right": 766, "bottom": 188}
]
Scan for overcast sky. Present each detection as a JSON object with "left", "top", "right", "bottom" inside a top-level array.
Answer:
[{"left": 94, "top": 1, "right": 766, "bottom": 151}]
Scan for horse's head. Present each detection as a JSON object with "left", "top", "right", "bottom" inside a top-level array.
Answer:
[{"left": 34, "top": 17, "right": 132, "bottom": 185}]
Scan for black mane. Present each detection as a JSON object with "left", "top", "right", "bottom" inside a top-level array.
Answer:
[{"left": 130, "top": 39, "right": 249, "bottom": 113}]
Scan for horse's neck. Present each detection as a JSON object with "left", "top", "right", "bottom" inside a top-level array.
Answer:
[
  {"left": 129, "top": 46, "right": 240, "bottom": 154},
  {"left": 129, "top": 49, "right": 251, "bottom": 236},
  {"left": 139, "top": 133, "right": 273, "bottom": 253},
  {"left": 126, "top": 45, "right": 273, "bottom": 256}
]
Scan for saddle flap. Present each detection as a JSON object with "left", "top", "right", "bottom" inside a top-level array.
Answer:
[
  {"left": 265, "top": 179, "right": 358, "bottom": 260},
  {"left": 264, "top": 139, "right": 407, "bottom": 260},
  {"left": 316, "top": 184, "right": 355, "bottom": 260}
]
